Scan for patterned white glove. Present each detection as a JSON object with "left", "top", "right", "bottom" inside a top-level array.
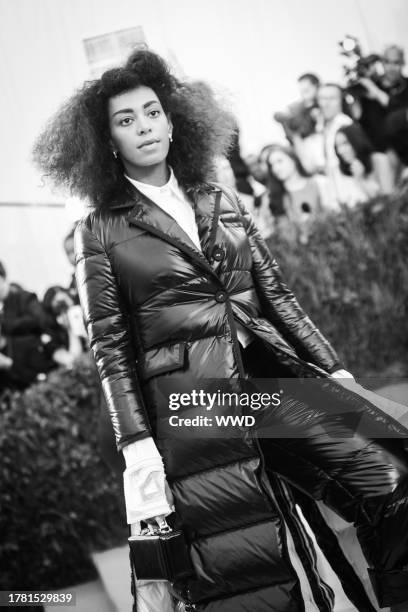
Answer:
[{"left": 122, "top": 438, "right": 174, "bottom": 525}]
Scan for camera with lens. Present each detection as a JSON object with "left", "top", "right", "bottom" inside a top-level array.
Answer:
[{"left": 339, "top": 35, "right": 382, "bottom": 98}]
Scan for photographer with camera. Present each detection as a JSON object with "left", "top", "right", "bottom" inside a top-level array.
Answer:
[{"left": 353, "top": 45, "right": 408, "bottom": 181}]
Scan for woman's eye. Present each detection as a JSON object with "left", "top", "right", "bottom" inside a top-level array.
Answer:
[
  {"left": 149, "top": 110, "right": 161, "bottom": 118},
  {"left": 119, "top": 117, "right": 133, "bottom": 126}
]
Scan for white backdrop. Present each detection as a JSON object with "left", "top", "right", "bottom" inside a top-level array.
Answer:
[{"left": 0, "top": 0, "right": 407, "bottom": 294}]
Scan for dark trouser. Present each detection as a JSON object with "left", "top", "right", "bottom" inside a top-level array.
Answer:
[{"left": 239, "top": 337, "right": 408, "bottom": 608}]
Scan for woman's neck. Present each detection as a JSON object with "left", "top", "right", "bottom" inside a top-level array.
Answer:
[
  {"left": 124, "top": 161, "right": 170, "bottom": 187},
  {"left": 284, "top": 174, "right": 307, "bottom": 192}
]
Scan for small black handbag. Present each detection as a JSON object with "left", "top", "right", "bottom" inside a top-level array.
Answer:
[{"left": 128, "top": 520, "right": 193, "bottom": 582}]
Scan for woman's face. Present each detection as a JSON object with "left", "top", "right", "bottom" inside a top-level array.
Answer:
[
  {"left": 51, "top": 290, "right": 73, "bottom": 315},
  {"left": 109, "top": 86, "right": 172, "bottom": 174},
  {"left": 335, "top": 132, "right": 355, "bottom": 164},
  {"left": 268, "top": 150, "right": 296, "bottom": 182}
]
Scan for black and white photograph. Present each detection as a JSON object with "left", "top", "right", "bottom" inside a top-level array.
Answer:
[{"left": 1, "top": 1, "right": 408, "bottom": 611}]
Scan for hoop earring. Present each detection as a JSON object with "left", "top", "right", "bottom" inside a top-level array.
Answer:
[
  {"left": 113, "top": 150, "right": 118, "bottom": 159},
  {"left": 169, "top": 133, "right": 173, "bottom": 143}
]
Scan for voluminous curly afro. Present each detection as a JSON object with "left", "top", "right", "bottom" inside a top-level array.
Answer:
[{"left": 32, "top": 49, "right": 236, "bottom": 208}]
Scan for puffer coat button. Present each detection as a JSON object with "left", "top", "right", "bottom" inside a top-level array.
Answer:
[
  {"left": 215, "top": 290, "right": 227, "bottom": 303},
  {"left": 212, "top": 246, "right": 224, "bottom": 261}
]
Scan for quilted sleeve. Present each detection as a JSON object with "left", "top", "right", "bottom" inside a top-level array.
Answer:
[
  {"left": 74, "top": 218, "right": 151, "bottom": 450},
  {"left": 230, "top": 189, "right": 343, "bottom": 373}
]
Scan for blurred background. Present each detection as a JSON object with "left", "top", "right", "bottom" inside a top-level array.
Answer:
[
  {"left": 0, "top": 0, "right": 407, "bottom": 294},
  {"left": 1, "top": 1, "right": 408, "bottom": 610}
]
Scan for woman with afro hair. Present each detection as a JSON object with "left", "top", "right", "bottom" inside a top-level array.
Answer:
[{"left": 33, "top": 49, "right": 408, "bottom": 612}]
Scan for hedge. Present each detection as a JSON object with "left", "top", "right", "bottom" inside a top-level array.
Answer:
[
  {"left": 267, "top": 187, "right": 408, "bottom": 377},
  {"left": 0, "top": 357, "right": 127, "bottom": 591},
  {"left": 1, "top": 187, "right": 407, "bottom": 592}
]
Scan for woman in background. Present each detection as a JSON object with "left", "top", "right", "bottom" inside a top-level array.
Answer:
[
  {"left": 42, "top": 286, "right": 85, "bottom": 368},
  {"left": 335, "top": 123, "right": 394, "bottom": 205},
  {"left": 254, "top": 144, "right": 334, "bottom": 241}
]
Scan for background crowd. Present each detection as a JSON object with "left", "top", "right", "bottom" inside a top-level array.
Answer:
[
  {"left": 0, "top": 228, "right": 88, "bottom": 393},
  {"left": 220, "top": 41, "right": 408, "bottom": 243}
]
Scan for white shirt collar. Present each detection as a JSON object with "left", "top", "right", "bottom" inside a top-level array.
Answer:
[{"left": 125, "top": 167, "right": 183, "bottom": 200}]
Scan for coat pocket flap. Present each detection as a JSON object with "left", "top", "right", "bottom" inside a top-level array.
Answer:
[{"left": 141, "top": 341, "right": 187, "bottom": 381}]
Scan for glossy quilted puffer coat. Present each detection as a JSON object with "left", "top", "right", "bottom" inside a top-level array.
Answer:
[{"left": 75, "top": 182, "right": 408, "bottom": 610}]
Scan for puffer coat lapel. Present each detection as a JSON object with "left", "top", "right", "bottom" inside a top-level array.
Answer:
[{"left": 125, "top": 184, "right": 222, "bottom": 279}]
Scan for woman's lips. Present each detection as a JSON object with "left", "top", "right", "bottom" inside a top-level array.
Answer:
[{"left": 138, "top": 139, "right": 159, "bottom": 149}]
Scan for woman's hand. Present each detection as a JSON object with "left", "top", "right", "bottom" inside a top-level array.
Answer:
[
  {"left": 129, "top": 479, "right": 174, "bottom": 536},
  {"left": 142, "top": 480, "right": 175, "bottom": 528},
  {"left": 123, "top": 438, "right": 175, "bottom": 527},
  {"left": 124, "top": 463, "right": 174, "bottom": 524}
]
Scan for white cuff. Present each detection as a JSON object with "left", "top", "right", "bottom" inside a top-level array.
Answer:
[
  {"left": 122, "top": 437, "right": 162, "bottom": 467},
  {"left": 123, "top": 461, "right": 172, "bottom": 524}
]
